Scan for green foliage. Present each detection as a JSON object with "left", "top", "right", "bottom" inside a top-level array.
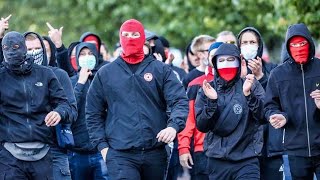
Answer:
[{"left": 0, "top": 0, "right": 319, "bottom": 61}]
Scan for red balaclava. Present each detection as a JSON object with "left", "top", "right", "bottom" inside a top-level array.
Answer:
[
  {"left": 216, "top": 55, "right": 239, "bottom": 82},
  {"left": 289, "top": 36, "right": 309, "bottom": 64},
  {"left": 119, "top": 19, "right": 145, "bottom": 64},
  {"left": 83, "top": 35, "right": 99, "bottom": 52},
  {"left": 70, "top": 56, "right": 78, "bottom": 71}
]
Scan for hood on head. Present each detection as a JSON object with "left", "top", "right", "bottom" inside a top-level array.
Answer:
[
  {"left": 237, "top": 27, "right": 263, "bottom": 58},
  {"left": 185, "top": 42, "right": 195, "bottom": 71},
  {"left": 145, "top": 30, "right": 158, "bottom": 41},
  {"left": 42, "top": 36, "right": 57, "bottom": 67},
  {"left": 23, "top": 31, "right": 48, "bottom": 66},
  {"left": 212, "top": 43, "right": 241, "bottom": 85},
  {"left": 285, "top": 23, "right": 315, "bottom": 63},
  {"left": 79, "top": 32, "right": 102, "bottom": 52},
  {"left": 75, "top": 42, "right": 99, "bottom": 70}
]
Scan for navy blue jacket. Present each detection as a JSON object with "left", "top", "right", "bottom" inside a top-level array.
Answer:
[
  {"left": 264, "top": 23, "right": 320, "bottom": 157},
  {"left": 86, "top": 55, "right": 189, "bottom": 151},
  {"left": 0, "top": 63, "right": 72, "bottom": 144},
  {"left": 196, "top": 44, "right": 265, "bottom": 161},
  {"left": 69, "top": 43, "right": 101, "bottom": 152},
  {"left": 237, "top": 27, "right": 281, "bottom": 157}
]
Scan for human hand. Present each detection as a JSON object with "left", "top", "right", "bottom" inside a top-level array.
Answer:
[
  {"left": 45, "top": 111, "right": 61, "bottom": 126},
  {"left": 156, "top": 127, "right": 177, "bottom": 143},
  {"left": 269, "top": 114, "right": 287, "bottom": 129},
  {"left": 0, "top": 14, "right": 11, "bottom": 38},
  {"left": 310, "top": 89, "right": 320, "bottom": 109},
  {"left": 248, "top": 57, "right": 264, "bottom": 80},
  {"left": 77, "top": 67, "right": 92, "bottom": 84},
  {"left": 179, "top": 153, "right": 194, "bottom": 169},
  {"left": 243, "top": 74, "right": 255, "bottom": 96},
  {"left": 46, "top": 22, "right": 63, "bottom": 48},
  {"left": 202, "top": 79, "right": 217, "bottom": 100}
]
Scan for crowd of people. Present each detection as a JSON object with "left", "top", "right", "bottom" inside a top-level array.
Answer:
[{"left": 0, "top": 14, "right": 319, "bottom": 180}]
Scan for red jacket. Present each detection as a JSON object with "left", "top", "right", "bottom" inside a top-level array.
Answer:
[{"left": 178, "top": 71, "right": 214, "bottom": 155}]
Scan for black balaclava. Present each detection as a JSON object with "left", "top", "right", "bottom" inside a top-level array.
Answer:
[{"left": 2, "top": 31, "right": 33, "bottom": 74}]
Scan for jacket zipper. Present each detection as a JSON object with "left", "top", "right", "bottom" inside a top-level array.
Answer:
[
  {"left": 301, "top": 64, "right": 311, "bottom": 157},
  {"left": 23, "top": 76, "right": 32, "bottom": 138}
]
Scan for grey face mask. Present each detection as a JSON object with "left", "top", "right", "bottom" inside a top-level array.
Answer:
[{"left": 27, "top": 49, "right": 44, "bottom": 65}]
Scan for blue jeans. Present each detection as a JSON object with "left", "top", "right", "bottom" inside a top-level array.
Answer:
[
  {"left": 283, "top": 155, "right": 292, "bottom": 180},
  {"left": 69, "top": 151, "right": 108, "bottom": 180},
  {"left": 51, "top": 147, "right": 71, "bottom": 180}
]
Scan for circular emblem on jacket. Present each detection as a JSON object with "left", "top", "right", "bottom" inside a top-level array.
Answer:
[
  {"left": 144, "top": 73, "right": 153, "bottom": 82},
  {"left": 233, "top": 104, "right": 242, "bottom": 114}
]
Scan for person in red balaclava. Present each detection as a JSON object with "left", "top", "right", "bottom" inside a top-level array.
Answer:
[
  {"left": 85, "top": 19, "right": 189, "bottom": 180},
  {"left": 265, "top": 23, "right": 320, "bottom": 180}
]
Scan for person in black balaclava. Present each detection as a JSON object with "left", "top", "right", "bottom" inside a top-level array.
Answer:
[{"left": 0, "top": 31, "right": 72, "bottom": 180}]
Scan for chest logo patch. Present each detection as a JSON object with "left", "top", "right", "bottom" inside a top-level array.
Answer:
[
  {"left": 144, "top": 73, "right": 153, "bottom": 82},
  {"left": 233, "top": 104, "right": 242, "bottom": 115},
  {"left": 35, "top": 82, "right": 43, "bottom": 87}
]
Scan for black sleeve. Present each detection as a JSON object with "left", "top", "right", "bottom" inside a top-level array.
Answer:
[
  {"left": 162, "top": 65, "right": 189, "bottom": 133},
  {"left": 246, "top": 79, "right": 266, "bottom": 124},
  {"left": 47, "top": 69, "right": 73, "bottom": 124},
  {"left": 85, "top": 72, "right": 109, "bottom": 151},
  {"left": 55, "top": 69, "right": 78, "bottom": 123},
  {"left": 56, "top": 44, "right": 76, "bottom": 77},
  {"left": 195, "top": 87, "right": 219, "bottom": 133},
  {"left": 264, "top": 72, "right": 288, "bottom": 123},
  {"left": 0, "top": 38, "right": 3, "bottom": 64}
]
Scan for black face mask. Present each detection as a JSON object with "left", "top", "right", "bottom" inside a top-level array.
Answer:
[{"left": 2, "top": 31, "right": 32, "bottom": 74}]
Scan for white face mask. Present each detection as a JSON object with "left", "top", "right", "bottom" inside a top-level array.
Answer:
[
  {"left": 78, "top": 55, "right": 96, "bottom": 70},
  {"left": 203, "top": 58, "right": 209, "bottom": 66},
  {"left": 241, "top": 44, "right": 258, "bottom": 60}
]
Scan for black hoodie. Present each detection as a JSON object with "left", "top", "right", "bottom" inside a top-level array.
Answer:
[
  {"left": 264, "top": 23, "right": 320, "bottom": 157},
  {"left": 23, "top": 32, "right": 77, "bottom": 125},
  {"left": 238, "top": 27, "right": 283, "bottom": 158},
  {"left": 195, "top": 43, "right": 265, "bottom": 161},
  {"left": 42, "top": 36, "right": 57, "bottom": 67},
  {"left": 237, "top": 27, "right": 277, "bottom": 89},
  {"left": 69, "top": 42, "right": 100, "bottom": 152}
]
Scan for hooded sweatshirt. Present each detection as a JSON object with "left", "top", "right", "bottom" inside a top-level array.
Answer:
[
  {"left": 0, "top": 31, "right": 72, "bottom": 144},
  {"left": 237, "top": 27, "right": 282, "bottom": 158},
  {"left": 70, "top": 42, "right": 100, "bottom": 152},
  {"left": 264, "top": 23, "right": 320, "bottom": 157},
  {"left": 237, "top": 27, "right": 277, "bottom": 89},
  {"left": 195, "top": 43, "right": 265, "bottom": 161},
  {"left": 42, "top": 36, "right": 57, "bottom": 67}
]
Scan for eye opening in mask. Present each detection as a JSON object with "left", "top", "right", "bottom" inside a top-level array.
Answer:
[
  {"left": 121, "top": 31, "right": 141, "bottom": 39},
  {"left": 226, "top": 41, "right": 235, "bottom": 44},
  {"left": 218, "top": 56, "right": 236, "bottom": 62},
  {"left": 2, "top": 44, "right": 20, "bottom": 50},
  {"left": 289, "top": 40, "right": 308, "bottom": 48}
]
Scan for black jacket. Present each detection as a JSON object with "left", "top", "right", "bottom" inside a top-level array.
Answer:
[
  {"left": 0, "top": 63, "right": 72, "bottom": 144},
  {"left": 264, "top": 23, "right": 320, "bottom": 157},
  {"left": 238, "top": 27, "right": 280, "bottom": 157},
  {"left": 196, "top": 44, "right": 265, "bottom": 161},
  {"left": 69, "top": 43, "right": 101, "bottom": 152},
  {"left": 86, "top": 55, "right": 189, "bottom": 151}
]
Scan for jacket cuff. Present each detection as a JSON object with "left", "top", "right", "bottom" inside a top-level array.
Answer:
[
  {"left": 168, "top": 123, "right": 180, "bottom": 133},
  {"left": 75, "top": 82, "right": 85, "bottom": 91},
  {"left": 178, "top": 148, "right": 190, "bottom": 156},
  {"left": 207, "top": 98, "right": 217, "bottom": 108},
  {"left": 97, "top": 142, "right": 109, "bottom": 151},
  {"left": 56, "top": 44, "right": 66, "bottom": 52}
]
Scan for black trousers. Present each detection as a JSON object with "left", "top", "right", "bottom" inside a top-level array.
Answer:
[
  {"left": 259, "top": 155, "right": 283, "bottom": 180},
  {"left": 0, "top": 145, "right": 53, "bottom": 180},
  {"left": 288, "top": 155, "right": 320, "bottom": 180},
  {"left": 207, "top": 157, "right": 260, "bottom": 180},
  {"left": 106, "top": 148, "right": 167, "bottom": 180}
]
